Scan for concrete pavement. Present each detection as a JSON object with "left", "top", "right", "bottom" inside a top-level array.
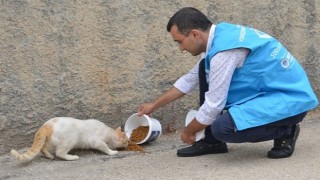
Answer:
[{"left": 0, "top": 112, "right": 319, "bottom": 180}]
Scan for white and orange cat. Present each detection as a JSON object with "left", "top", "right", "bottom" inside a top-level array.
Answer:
[{"left": 10, "top": 117, "right": 128, "bottom": 162}]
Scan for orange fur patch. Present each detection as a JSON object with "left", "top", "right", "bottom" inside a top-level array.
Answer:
[{"left": 11, "top": 123, "right": 53, "bottom": 161}]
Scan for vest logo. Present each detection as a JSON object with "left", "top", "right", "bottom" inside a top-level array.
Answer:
[
  {"left": 271, "top": 43, "right": 282, "bottom": 59},
  {"left": 281, "top": 58, "right": 290, "bottom": 69},
  {"left": 239, "top": 26, "right": 246, "bottom": 42},
  {"left": 281, "top": 52, "right": 295, "bottom": 69}
]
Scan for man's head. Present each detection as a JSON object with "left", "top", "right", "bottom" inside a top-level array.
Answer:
[
  {"left": 167, "top": 7, "right": 212, "bottom": 56},
  {"left": 167, "top": 7, "right": 212, "bottom": 35}
]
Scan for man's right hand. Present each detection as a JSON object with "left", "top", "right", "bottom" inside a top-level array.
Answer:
[
  {"left": 137, "top": 103, "right": 156, "bottom": 116},
  {"left": 137, "top": 87, "right": 185, "bottom": 116}
]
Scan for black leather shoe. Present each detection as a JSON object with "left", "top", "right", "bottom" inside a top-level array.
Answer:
[
  {"left": 268, "top": 124, "right": 300, "bottom": 159},
  {"left": 177, "top": 140, "right": 228, "bottom": 157}
]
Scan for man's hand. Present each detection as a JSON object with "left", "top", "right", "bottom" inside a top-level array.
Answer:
[
  {"left": 180, "top": 118, "right": 208, "bottom": 144},
  {"left": 137, "top": 103, "right": 156, "bottom": 116},
  {"left": 180, "top": 128, "right": 196, "bottom": 144},
  {"left": 137, "top": 87, "right": 185, "bottom": 116}
]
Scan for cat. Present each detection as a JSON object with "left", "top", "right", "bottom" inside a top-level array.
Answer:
[{"left": 10, "top": 117, "right": 128, "bottom": 162}]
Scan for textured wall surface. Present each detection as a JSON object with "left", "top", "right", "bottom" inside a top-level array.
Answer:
[{"left": 0, "top": 0, "right": 319, "bottom": 154}]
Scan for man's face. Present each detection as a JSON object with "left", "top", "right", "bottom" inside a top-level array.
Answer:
[{"left": 169, "top": 25, "right": 203, "bottom": 56}]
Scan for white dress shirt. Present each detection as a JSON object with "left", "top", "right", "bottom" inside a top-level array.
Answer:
[{"left": 174, "top": 25, "right": 250, "bottom": 125}]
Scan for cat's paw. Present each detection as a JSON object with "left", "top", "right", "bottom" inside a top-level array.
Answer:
[
  {"left": 43, "top": 154, "right": 55, "bottom": 160},
  {"left": 41, "top": 153, "right": 55, "bottom": 160},
  {"left": 108, "top": 150, "right": 118, "bottom": 156},
  {"left": 62, "top": 155, "right": 80, "bottom": 161}
]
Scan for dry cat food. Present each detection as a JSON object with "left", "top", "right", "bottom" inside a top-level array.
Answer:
[
  {"left": 124, "top": 126, "right": 149, "bottom": 153},
  {"left": 129, "top": 126, "right": 149, "bottom": 143},
  {"left": 126, "top": 142, "right": 145, "bottom": 152}
]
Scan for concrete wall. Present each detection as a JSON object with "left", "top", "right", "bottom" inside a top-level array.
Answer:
[{"left": 0, "top": 0, "right": 319, "bottom": 154}]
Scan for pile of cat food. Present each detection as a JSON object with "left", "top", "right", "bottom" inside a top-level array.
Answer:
[{"left": 126, "top": 126, "right": 149, "bottom": 152}]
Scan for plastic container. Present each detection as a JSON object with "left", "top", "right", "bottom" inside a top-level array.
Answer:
[
  {"left": 124, "top": 113, "right": 162, "bottom": 144},
  {"left": 185, "top": 110, "right": 205, "bottom": 141}
]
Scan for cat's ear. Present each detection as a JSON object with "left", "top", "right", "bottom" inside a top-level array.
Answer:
[
  {"left": 115, "top": 127, "right": 123, "bottom": 141},
  {"left": 115, "top": 127, "right": 122, "bottom": 132}
]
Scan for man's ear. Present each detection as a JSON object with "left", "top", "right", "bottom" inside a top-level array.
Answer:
[{"left": 190, "top": 29, "right": 201, "bottom": 39}]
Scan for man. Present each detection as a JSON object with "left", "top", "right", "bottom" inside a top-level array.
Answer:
[{"left": 137, "top": 7, "right": 318, "bottom": 159}]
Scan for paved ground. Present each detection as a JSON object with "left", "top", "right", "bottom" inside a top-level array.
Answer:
[{"left": 0, "top": 112, "right": 319, "bottom": 180}]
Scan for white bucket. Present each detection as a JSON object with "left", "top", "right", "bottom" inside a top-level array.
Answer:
[
  {"left": 124, "top": 113, "right": 162, "bottom": 144},
  {"left": 185, "top": 110, "right": 205, "bottom": 141}
]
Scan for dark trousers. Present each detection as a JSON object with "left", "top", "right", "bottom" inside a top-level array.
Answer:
[{"left": 198, "top": 59, "right": 307, "bottom": 144}]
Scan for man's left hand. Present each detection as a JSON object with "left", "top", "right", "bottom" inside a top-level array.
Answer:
[{"left": 180, "top": 128, "right": 196, "bottom": 144}]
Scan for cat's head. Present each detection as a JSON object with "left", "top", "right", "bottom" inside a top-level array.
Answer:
[{"left": 113, "top": 127, "right": 129, "bottom": 149}]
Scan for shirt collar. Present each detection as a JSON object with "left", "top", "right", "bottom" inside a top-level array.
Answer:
[{"left": 200, "top": 24, "right": 216, "bottom": 59}]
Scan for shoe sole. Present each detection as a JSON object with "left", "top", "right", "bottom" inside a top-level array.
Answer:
[{"left": 177, "top": 149, "right": 228, "bottom": 157}]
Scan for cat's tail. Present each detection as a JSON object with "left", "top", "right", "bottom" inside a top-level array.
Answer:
[{"left": 10, "top": 124, "right": 52, "bottom": 162}]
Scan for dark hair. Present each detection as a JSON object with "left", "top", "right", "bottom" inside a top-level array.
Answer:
[{"left": 167, "top": 7, "right": 212, "bottom": 35}]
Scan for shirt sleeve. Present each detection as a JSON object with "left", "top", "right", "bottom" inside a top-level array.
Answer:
[
  {"left": 173, "top": 59, "right": 201, "bottom": 94},
  {"left": 196, "top": 48, "right": 250, "bottom": 125}
]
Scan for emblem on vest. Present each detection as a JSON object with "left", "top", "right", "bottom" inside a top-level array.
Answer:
[{"left": 281, "top": 58, "right": 290, "bottom": 69}]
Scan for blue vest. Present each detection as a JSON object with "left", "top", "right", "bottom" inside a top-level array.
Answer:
[{"left": 205, "top": 22, "right": 318, "bottom": 130}]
